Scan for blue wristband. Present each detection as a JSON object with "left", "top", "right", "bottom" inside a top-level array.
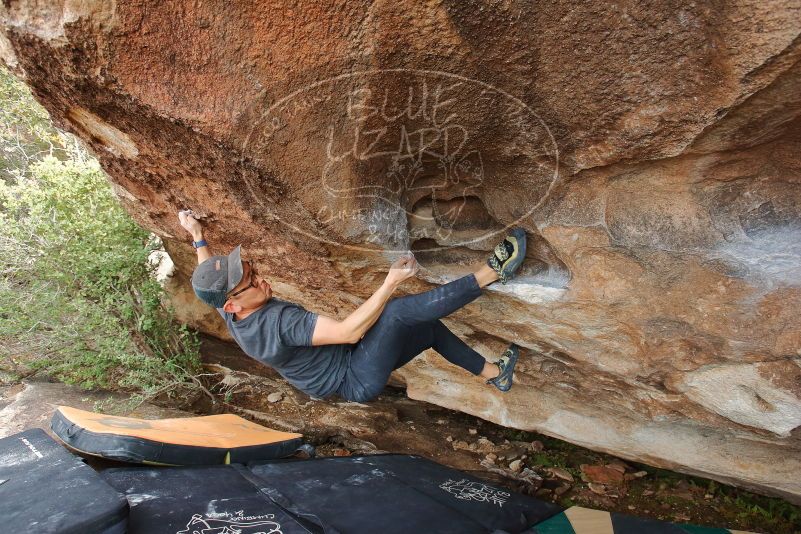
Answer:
[{"left": 192, "top": 239, "right": 208, "bottom": 249}]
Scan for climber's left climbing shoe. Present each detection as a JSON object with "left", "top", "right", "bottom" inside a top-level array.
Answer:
[{"left": 486, "top": 343, "right": 520, "bottom": 392}]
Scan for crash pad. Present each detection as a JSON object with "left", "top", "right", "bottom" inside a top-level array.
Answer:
[
  {"left": 104, "top": 454, "right": 562, "bottom": 534},
  {"left": 247, "top": 453, "right": 562, "bottom": 533},
  {"left": 526, "top": 506, "right": 758, "bottom": 534},
  {"left": 0, "top": 428, "right": 128, "bottom": 533},
  {"left": 102, "top": 464, "right": 325, "bottom": 533},
  {"left": 51, "top": 405, "right": 305, "bottom": 465}
]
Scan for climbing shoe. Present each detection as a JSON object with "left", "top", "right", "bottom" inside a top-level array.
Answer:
[
  {"left": 486, "top": 343, "right": 520, "bottom": 392},
  {"left": 487, "top": 227, "right": 527, "bottom": 284}
]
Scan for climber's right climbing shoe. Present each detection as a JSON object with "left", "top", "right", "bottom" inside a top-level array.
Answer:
[
  {"left": 486, "top": 343, "right": 520, "bottom": 392},
  {"left": 487, "top": 227, "right": 527, "bottom": 284}
]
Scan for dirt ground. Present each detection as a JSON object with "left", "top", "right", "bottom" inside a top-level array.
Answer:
[{"left": 194, "top": 335, "right": 801, "bottom": 534}]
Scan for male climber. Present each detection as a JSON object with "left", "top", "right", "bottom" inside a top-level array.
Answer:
[{"left": 178, "top": 210, "right": 527, "bottom": 403}]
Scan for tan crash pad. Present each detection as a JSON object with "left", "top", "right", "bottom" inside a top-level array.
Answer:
[{"left": 50, "top": 405, "right": 305, "bottom": 465}]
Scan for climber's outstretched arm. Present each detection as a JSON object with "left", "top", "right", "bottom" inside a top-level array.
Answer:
[{"left": 311, "top": 254, "right": 419, "bottom": 346}]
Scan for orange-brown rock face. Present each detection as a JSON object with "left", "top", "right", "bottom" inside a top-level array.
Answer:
[{"left": 3, "top": 0, "right": 800, "bottom": 502}]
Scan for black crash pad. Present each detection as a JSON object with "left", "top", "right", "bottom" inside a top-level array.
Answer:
[
  {"left": 102, "top": 464, "right": 331, "bottom": 533},
  {"left": 247, "top": 454, "right": 562, "bottom": 533},
  {"left": 0, "top": 428, "right": 128, "bottom": 533},
  {"left": 102, "top": 454, "right": 560, "bottom": 534}
]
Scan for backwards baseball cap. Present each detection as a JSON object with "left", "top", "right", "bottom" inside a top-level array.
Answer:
[{"left": 191, "top": 245, "right": 245, "bottom": 308}]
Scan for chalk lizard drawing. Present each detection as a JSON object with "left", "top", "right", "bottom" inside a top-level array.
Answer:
[
  {"left": 439, "top": 478, "right": 511, "bottom": 507},
  {"left": 177, "top": 512, "right": 283, "bottom": 534}
]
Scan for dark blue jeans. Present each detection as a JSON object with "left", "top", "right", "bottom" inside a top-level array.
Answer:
[{"left": 336, "top": 273, "right": 486, "bottom": 402}]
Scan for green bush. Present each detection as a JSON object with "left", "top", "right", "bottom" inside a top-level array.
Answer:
[{"left": 0, "top": 67, "right": 202, "bottom": 411}]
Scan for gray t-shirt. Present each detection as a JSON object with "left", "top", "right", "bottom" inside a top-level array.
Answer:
[{"left": 217, "top": 298, "right": 351, "bottom": 398}]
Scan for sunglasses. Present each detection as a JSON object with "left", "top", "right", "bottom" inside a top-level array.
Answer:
[{"left": 227, "top": 260, "right": 259, "bottom": 299}]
